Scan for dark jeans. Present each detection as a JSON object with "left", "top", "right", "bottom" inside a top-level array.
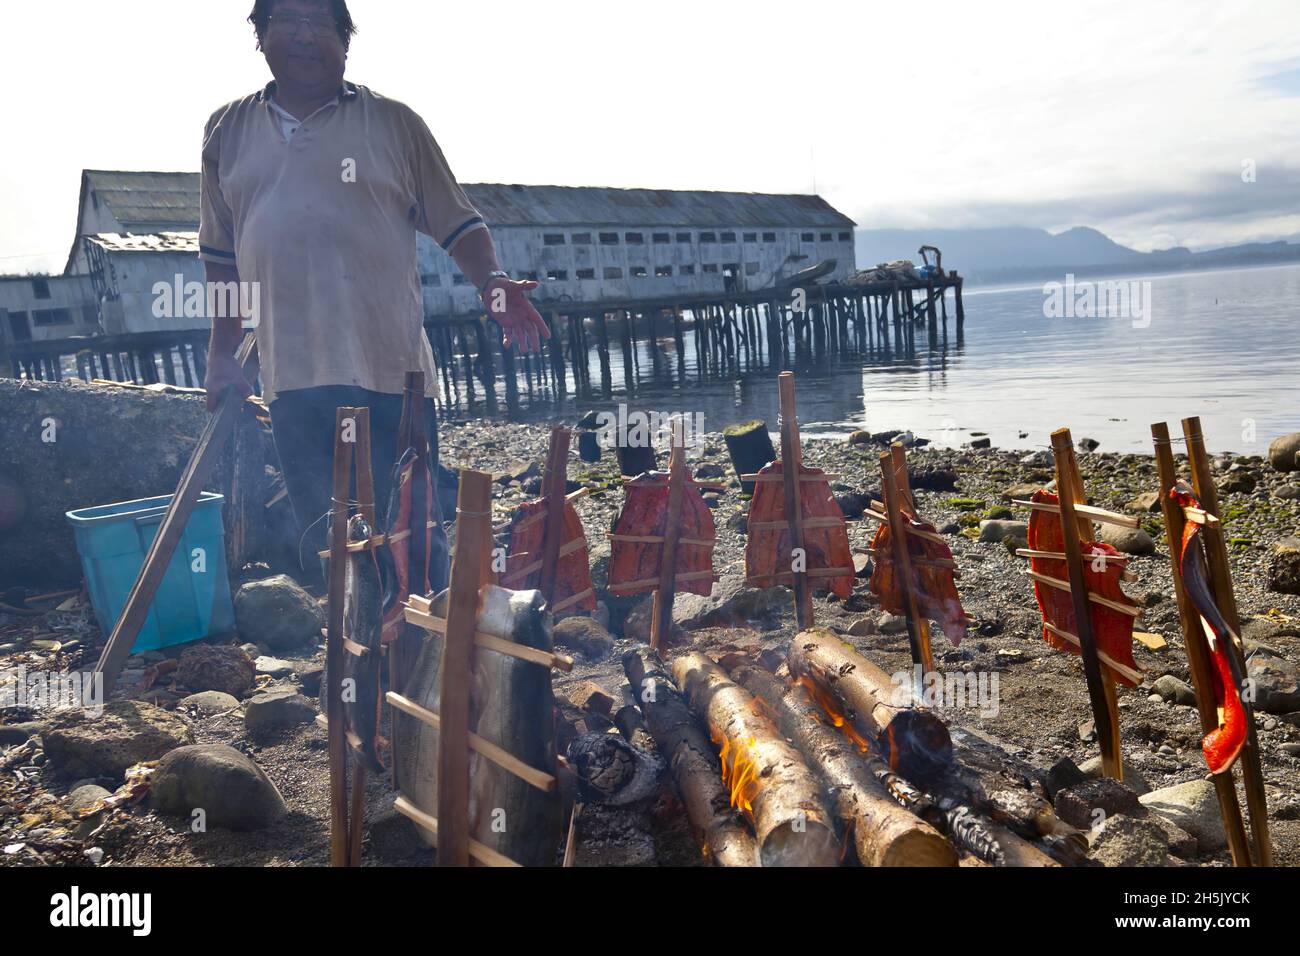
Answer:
[{"left": 269, "top": 385, "right": 449, "bottom": 586}]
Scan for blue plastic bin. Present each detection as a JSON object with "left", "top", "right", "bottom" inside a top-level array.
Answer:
[{"left": 66, "top": 492, "right": 235, "bottom": 653}]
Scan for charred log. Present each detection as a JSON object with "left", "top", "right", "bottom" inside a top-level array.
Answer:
[
  {"left": 671, "top": 652, "right": 841, "bottom": 867},
  {"left": 723, "top": 419, "right": 777, "bottom": 495}
]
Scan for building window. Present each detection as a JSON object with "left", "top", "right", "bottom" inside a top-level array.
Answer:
[
  {"left": 599, "top": 232, "right": 619, "bottom": 245},
  {"left": 572, "top": 232, "right": 592, "bottom": 245},
  {"left": 625, "top": 232, "right": 644, "bottom": 245},
  {"left": 820, "top": 232, "right": 832, "bottom": 242},
  {"left": 32, "top": 277, "right": 51, "bottom": 300},
  {"left": 702, "top": 263, "right": 719, "bottom": 274},
  {"left": 839, "top": 232, "right": 851, "bottom": 241},
  {"left": 520, "top": 271, "right": 539, "bottom": 281},
  {"left": 543, "top": 233, "right": 566, "bottom": 245},
  {"left": 652, "top": 233, "right": 670, "bottom": 244},
  {"left": 577, "top": 268, "right": 595, "bottom": 280},
  {"left": 604, "top": 267, "right": 623, "bottom": 279},
  {"left": 801, "top": 232, "right": 814, "bottom": 242},
  {"left": 655, "top": 265, "right": 672, "bottom": 277},
  {"left": 676, "top": 232, "right": 692, "bottom": 243},
  {"left": 420, "top": 273, "right": 441, "bottom": 287},
  {"left": 546, "top": 269, "right": 568, "bottom": 281},
  {"left": 743, "top": 232, "right": 757, "bottom": 243},
  {"left": 453, "top": 274, "right": 469, "bottom": 285},
  {"left": 700, "top": 232, "right": 716, "bottom": 243},
  {"left": 721, "top": 231, "right": 736, "bottom": 243},
  {"left": 745, "top": 262, "right": 760, "bottom": 275},
  {"left": 680, "top": 264, "right": 695, "bottom": 276},
  {"left": 762, "top": 232, "right": 776, "bottom": 242},
  {"left": 630, "top": 265, "right": 648, "bottom": 277},
  {"left": 32, "top": 308, "right": 73, "bottom": 326}
]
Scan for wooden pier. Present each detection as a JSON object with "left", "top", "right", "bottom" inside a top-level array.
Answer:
[{"left": 2, "top": 273, "right": 965, "bottom": 413}]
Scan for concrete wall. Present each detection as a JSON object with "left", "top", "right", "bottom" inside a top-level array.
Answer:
[
  {"left": 417, "top": 225, "right": 857, "bottom": 316},
  {"left": 0, "top": 275, "right": 99, "bottom": 346}
]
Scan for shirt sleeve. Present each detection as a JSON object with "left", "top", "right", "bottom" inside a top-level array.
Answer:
[
  {"left": 406, "top": 110, "right": 486, "bottom": 254},
  {"left": 199, "top": 107, "right": 238, "bottom": 266}
]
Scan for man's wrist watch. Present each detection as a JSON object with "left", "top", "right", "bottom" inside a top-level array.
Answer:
[{"left": 479, "top": 270, "right": 509, "bottom": 296}]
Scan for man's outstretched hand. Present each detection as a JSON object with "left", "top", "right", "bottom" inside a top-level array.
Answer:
[{"left": 482, "top": 277, "right": 550, "bottom": 354}]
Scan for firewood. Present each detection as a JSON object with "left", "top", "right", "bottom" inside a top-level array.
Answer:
[
  {"left": 787, "top": 628, "right": 952, "bottom": 778},
  {"left": 621, "top": 649, "right": 758, "bottom": 867},
  {"left": 671, "top": 652, "right": 841, "bottom": 867},
  {"left": 727, "top": 661, "right": 957, "bottom": 867}
]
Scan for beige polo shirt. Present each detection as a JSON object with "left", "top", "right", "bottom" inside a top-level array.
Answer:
[{"left": 199, "top": 81, "right": 485, "bottom": 403}]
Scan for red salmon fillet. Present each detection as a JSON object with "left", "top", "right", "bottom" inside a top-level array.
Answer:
[
  {"left": 868, "top": 511, "right": 968, "bottom": 646},
  {"left": 501, "top": 498, "right": 596, "bottom": 616},
  {"left": 608, "top": 471, "right": 716, "bottom": 597},
  {"left": 744, "top": 460, "right": 854, "bottom": 598}
]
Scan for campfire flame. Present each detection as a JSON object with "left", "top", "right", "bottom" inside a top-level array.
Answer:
[
  {"left": 714, "top": 730, "right": 761, "bottom": 818},
  {"left": 795, "top": 675, "right": 874, "bottom": 755}
]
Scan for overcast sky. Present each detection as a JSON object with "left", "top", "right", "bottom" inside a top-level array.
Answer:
[{"left": 3, "top": 0, "right": 1299, "bottom": 273}]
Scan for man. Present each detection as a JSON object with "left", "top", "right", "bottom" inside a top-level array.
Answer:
[{"left": 201, "top": 0, "right": 548, "bottom": 584}]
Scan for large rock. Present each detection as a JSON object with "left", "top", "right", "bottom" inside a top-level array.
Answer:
[
  {"left": 1097, "top": 523, "right": 1156, "bottom": 556},
  {"left": 176, "top": 644, "right": 255, "bottom": 698},
  {"left": 1152, "top": 674, "right": 1196, "bottom": 707},
  {"left": 234, "top": 575, "right": 325, "bottom": 650},
  {"left": 1054, "top": 778, "right": 1143, "bottom": 830},
  {"left": 552, "top": 616, "right": 615, "bottom": 660},
  {"left": 1088, "top": 814, "right": 1177, "bottom": 867},
  {"left": 244, "top": 690, "right": 316, "bottom": 737},
  {"left": 43, "top": 700, "right": 193, "bottom": 778},
  {"left": 1245, "top": 648, "right": 1300, "bottom": 713},
  {"left": 149, "top": 744, "right": 285, "bottom": 829},
  {"left": 177, "top": 690, "right": 241, "bottom": 715},
  {"left": 1125, "top": 491, "right": 1162, "bottom": 514},
  {"left": 1076, "top": 755, "right": 1151, "bottom": 795},
  {"left": 978, "top": 519, "right": 1028, "bottom": 543},
  {"left": 1267, "top": 432, "right": 1300, "bottom": 472},
  {"left": 1267, "top": 538, "right": 1300, "bottom": 596},
  {"left": 1139, "top": 779, "right": 1226, "bottom": 852}
]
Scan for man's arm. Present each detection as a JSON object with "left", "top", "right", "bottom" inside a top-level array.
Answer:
[
  {"left": 450, "top": 228, "right": 550, "bottom": 354},
  {"left": 202, "top": 260, "right": 253, "bottom": 412}
]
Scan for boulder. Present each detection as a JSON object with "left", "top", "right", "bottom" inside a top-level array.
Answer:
[
  {"left": 1152, "top": 674, "right": 1196, "bottom": 707},
  {"left": 978, "top": 519, "right": 1028, "bottom": 544},
  {"left": 1245, "top": 648, "right": 1300, "bottom": 713},
  {"left": 1076, "top": 754, "right": 1152, "bottom": 795},
  {"left": 177, "top": 691, "right": 241, "bottom": 715},
  {"left": 1097, "top": 523, "right": 1156, "bottom": 556},
  {"left": 233, "top": 575, "right": 325, "bottom": 651},
  {"left": 1267, "top": 432, "right": 1300, "bottom": 472},
  {"left": 149, "top": 744, "right": 286, "bottom": 829},
  {"left": 553, "top": 616, "right": 616, "bottom": 660},
  {"left": 1088, "top": 814, "right": 1176, "bottom": 867},
  {"left": 1267, "top": 537, "right": 1300, "bottom": 596},
  {"left": 175, "top": 644, "right": 255, "bottom": 698},
  {"left": 43, "top": 700, "right": 193, "bottom": 779},
  {"left": 1139, "top": 779, "right": 1226, "bottom": 852},
  {"left": 243, "top": 690, "right": 316, "bottom": 737}
]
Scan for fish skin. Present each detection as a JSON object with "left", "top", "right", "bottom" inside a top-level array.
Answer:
[
  {"left": 608, "top": 471, "right": 716, "bottom": 597},
  {"left": 744, "top": 460, "right": 854, "bottom": 597},
  {"left": 393, "top": 584, "right": 562, "bottom": 866},
  {"left": 868, "top": 510, "right": 968, "bottom": 646},
  {"left": 320, "top": 514, "right": 387, "bottom": 774},
  {"left": 1170, "top": 486, "right": 1246, "bottom": 775},
  {"left": 503, "top": 498, "right": 596, "bottom": 614}
]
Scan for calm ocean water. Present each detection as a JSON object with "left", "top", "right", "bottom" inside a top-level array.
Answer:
[{"left": 500, "top": 263, "right": 1300, "bottom": 456}]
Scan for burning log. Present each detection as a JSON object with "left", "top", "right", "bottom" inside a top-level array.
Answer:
[
  {"left": 787, "top": 628, "right": 952, "bottom": 778},
  {"left": 621, "top": 649, "right": 758, "bottom": 867},
  {"left": 726, "top": 660, "right": 957, "bottom": 866},
  {"left": 671, "top": 652, "right": 841, "bottom": 867}
]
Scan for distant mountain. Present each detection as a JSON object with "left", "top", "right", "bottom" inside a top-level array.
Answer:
[{"left": 855, "top": 226, "right": 1298, "bottom": 283}]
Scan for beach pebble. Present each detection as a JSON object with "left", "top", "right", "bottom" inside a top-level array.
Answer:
[
  {"left": 978, "top": 519, "right": 1028, "bottom": 543},
  {"left": 1153, "top": 674, "right": 1196, "bottom": 707},
  {"left": 1267, "top": 537, "right": 1300, "bottom": 595}
]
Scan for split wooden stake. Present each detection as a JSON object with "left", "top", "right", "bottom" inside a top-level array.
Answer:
[
  {"left": 878, "top": 443, "right": 935, "bottom": 676},
  {"left": 1151, "top": 421, "right": 1254, "bottom": 866},
  {"left": 537, "top": 425, "right": 571, "bottom": 607},
  {"left": 650, "top": 428, "right": 688, "bottom": 652},
  {"left": 1050, "top": 428, "right": 1123, "bottom": 779},
  {"left": 778, "top": 372, "right": 813, "bottom": 629},
  {"left": 325, "top": 407, "right": 355, "bottom": 866},
  {"left": 1180, "top": 417, "right": 1272, "bottom": 865}
]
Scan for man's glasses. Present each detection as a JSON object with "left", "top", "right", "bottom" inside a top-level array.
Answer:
[{"left": 266, "top": 14, "right": 339, "bottom": 38}]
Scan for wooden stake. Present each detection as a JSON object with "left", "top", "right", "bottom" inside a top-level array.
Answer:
[
  {"left": 879, "top": 447, "right": 935, "bottom": 677},
  {"left": 1151, "top": 422, "right": 1253, "bottom": 866},
  {"left": 437, "top": 469, "right": 493, "bottom": 866},
  {"left": 1181, "top": 416, "right": 1272, "bottom": 866},
  {"left": 1051, "top": 428, "right": 1122, "bottom": 779},
  {"left": 93, "top": 335, "right": 256, "bottom": 696},
  {"left": 538, "top": 425, "right": 570, "bottom": 607},
  {"left": 778, "top": 372, "right": 813, "bottom": 628},
  {"left": 326, "top": 407, "right": 354, "bottom": 867},
  {"left": 650, "top": 428, "right": 687, "bottom": 652}
]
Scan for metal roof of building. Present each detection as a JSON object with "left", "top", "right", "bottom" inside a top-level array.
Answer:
[
  {"left": 84, "top": 232, "right": 200, "bottom": 254},
  {"left": 71, "top": 171, "right": 855, "bottom": 233},
  {"left": 82, "top": 171, "right": 202, "bottom": 231}
]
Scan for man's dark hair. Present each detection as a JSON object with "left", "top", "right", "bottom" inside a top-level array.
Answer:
[{"left": 248, "top": 0, "right": 357, "bottom": 50}]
